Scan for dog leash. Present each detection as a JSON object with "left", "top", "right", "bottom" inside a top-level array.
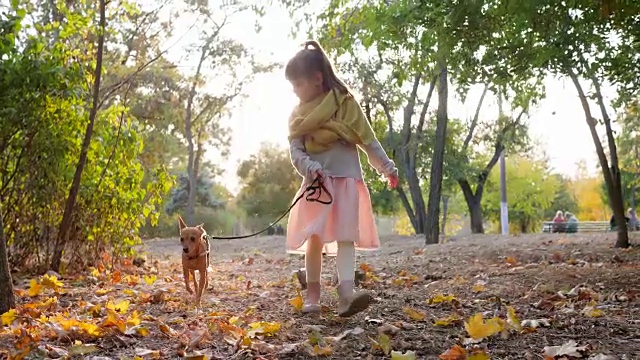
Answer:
[{"left": 206, "top": 175, "right": 333, "bottom": 241}]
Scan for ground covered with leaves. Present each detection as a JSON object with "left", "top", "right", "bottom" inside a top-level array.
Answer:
[{"left": 1, "top": 233, "right": 639, "bottom": 359}]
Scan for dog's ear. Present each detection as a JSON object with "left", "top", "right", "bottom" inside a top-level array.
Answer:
[
  {"left": 196, "top": 224, "right": 205, "bottom": 232},
  {"left": 178, "top": 216, "right": 187, "bottom": 231}
]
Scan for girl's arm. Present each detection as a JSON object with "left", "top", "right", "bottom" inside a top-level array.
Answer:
[
  {"left": 289, "top": 137, "right": 323, "bottom": 179},
  {"left": 360, "top": 139, "right": 398, "bottom": 177}
]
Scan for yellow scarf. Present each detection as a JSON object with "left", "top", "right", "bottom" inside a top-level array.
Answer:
[{"left": 288, "top": 90, "right": 376, "bottom": 153}]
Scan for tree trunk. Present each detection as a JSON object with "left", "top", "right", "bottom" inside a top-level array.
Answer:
[
  {"left": 50, "top": 0, "right": 106, "bottom": 272},
  {"left": 459, "top": 179, "right": 484, "bottom": 233},
  {"left": 406, "top": 167, "right": 426, "bottom": 233},
  {"left": 425, "top": 59, "right": 448, "bottom": 245},
  {"left": 396, "top": 187, "right": 418, "bottom": 232},
  {"left": 0, "top": 207, "right": 15, "bottom": 313},
  {"left": 568, "top": 70, "right": 628, "bottom": 248},
  {"left": 441, "top": 195, "right": 449, "bottom": 235},
  {"left": 184, "top": 45, "right": 209, "bottom": 225}
]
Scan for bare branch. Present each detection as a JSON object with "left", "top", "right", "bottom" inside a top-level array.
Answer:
[
  {"left": 416, "top": 75, "right": 437, "bottom": 134},
  {"left": 462, "top": 83, "right": 490, "bottom": 152},
  {"left": 401, "top": 73, "right": 422, "bottom": 146}
]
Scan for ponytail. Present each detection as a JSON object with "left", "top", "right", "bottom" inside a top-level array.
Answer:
[{"left": 285, "top": 40, "right": 352, "bottom": 99}]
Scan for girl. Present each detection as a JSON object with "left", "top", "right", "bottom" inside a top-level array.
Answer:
[{"left": 285, "top": 40, "right": 398, "bottom": 317}]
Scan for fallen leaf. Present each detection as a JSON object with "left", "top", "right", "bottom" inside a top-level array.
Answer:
[
  {"left": 288, "top": 289, "right": 303, "bottom": 311},
  {"left": 472, "top": 283, "right": 486, "bottom": 292},
  {"left": 371, "top": 333, "right": 392, "bottom": 356},
  {"left": 312, "top": 344, "right": 333, "bottom": 355},
  {"left": 28, "top": 279, "right": 42, "bottom": 297},
  {"left": 41, "top": 274, "right": 64, "bottom": 289},
  {"left": 468, "top": 351, "right": 491, "bottom": 360},
  {"left": 106, "top": 299, "right": 130, "bottom": 314},
  {"left": 247, "top": 321, "right": 281, "bottom": 337},
  {"left": 439, "top": 344, "right": 466, "bottom": 359},
  {"left": 1, "top": 309, "right": 17, "bottom": 326},
  {"left": 588, "top": 354, "right": 616, "bottom": 360},
  {"left": 391, "top": 350, "right": 417, "bottom": 360},
  {"left": 134, "top": 348, "right": 161, "bottom": 359},
  {"left": 506, "top": 256, "right": 518, "bottom": 265},
  {"left": 543, "top": 340, "right": 587, "bottom": 358},
  {"left": 506, "top": 306, "right": 522, "bottom": 331},
  {"left": 434, "top": 314, "right": 461, "bottom": 327},
  {"left": 402, "top": 307, "right": 426, "bottom": 321},
  {"left": 428, "top": 293, "right": 456, "bottom": 305},
  {"left": 581, "top": 302, "right": 604, "bottom": 318},
  {"left": 68, "top": 344, "right": 100, "bottom": 356},
  {"left": 464, "top": 313, "right": 502, "bottom": 340},
  {"left": 143, "top": 275, "right": 157, "bottom": 285},
  {"left": 159, "top": 322, "right": 178, "bottom": 337},
  {"left": 184, "top": 353, "right": 207, "bottom": 360},
  {"left": 521, "top": 318, "right": 551, "bottom": 328}
]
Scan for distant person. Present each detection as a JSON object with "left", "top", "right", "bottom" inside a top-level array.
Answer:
[
  {"left": 565, "top": 212, "right": 579, "bottom": 233},
  {"left": 552, "top": 210, "right": 566, "bottom": 233},
  {"left": 609, "top": 212, "right": 630, "bottom": 231},
  {"left": 284, "top": 40, "right": 399, "bottom": 317},
  {"left": 627, "top": 208, "right": 639, "bottom": 231}
]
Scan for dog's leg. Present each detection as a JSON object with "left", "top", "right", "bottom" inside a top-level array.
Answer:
[
  {"left": 183, "top": 267, "right": 193, "bottom": 294},
  {"left": 196, "top": 268, "right": 207, "bottom": 305},
  {"left": 190, "top": 269, "right": 198, "bottom": 296}
]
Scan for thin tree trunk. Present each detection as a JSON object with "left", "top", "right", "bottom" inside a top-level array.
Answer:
[
  {"left": 441, "top": 194, "right": 449, "bottom": 235},
  {"left": 0, "top": 206, "right": 15, "bottom": 313},
  {"left": 395, "top": 186, "right": 418, "bottom": 232},
  {"left": 568, "top": 70, "right": 628, "bottom": 248},
  {"left": 425, "top": 59, "right": 448, "bottom": 244},
  {"left": 50, "top": 0, "right": 107, "bottom": 272}
]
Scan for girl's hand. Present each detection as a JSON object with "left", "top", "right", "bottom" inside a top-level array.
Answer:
[{"left": 386, "top": 173, "right": 399, "bottom": 189}]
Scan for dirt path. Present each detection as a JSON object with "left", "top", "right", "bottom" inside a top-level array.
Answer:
[
  {"left": 3, "top": 233, "right": 639, "bottom": 359},
  {"left": 131, "top": 233, "right": 640, "bottom": 359}
]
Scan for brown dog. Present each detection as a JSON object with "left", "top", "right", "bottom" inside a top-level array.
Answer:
[{"left": 178, "top": 216, "right": 210, "bottom": 305}]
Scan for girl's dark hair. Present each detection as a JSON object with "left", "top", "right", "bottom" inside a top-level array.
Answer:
[{"left": 285, "top": 40, "right": 351, "bottom": 95}]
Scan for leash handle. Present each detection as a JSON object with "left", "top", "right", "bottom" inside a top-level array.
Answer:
[{"left": 209, "top": 175, "right": 332, "bottom": 240}]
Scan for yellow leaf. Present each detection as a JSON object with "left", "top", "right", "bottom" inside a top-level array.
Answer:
[
  {"left": 427, "top": 293, "right": 456, "bottom": 305},
  {"left": 472, "top": 283, "right": 486, "bottom": 292},
  {"left": 506, "top": 306, "right": 522, "bottom": 331},
  {"left": 288, "top": 289, "right": 303, "bottom": 311},
  {"left": 247, "top": 321, "right": 281, "bottom": 337},
  {"left": 505, "top": 256, "right": 518, "bottom": 265},
  {"left": 102, "top": 309, "right": 127, "bottom": 333},
  {"left": 582, "top": 304, "right": 604, "bottom": 318},
  {"left": 79, "top": 322, "right": 101, "bottom": 336},
  {"left": 38, "top": 297, "right": 58, "bottom": 310},
  {"left": 95, "top": 288, "right": 110, "bottom": 296},
  {"left": 372, "top": 333, "right": 392, "bottom": 356},
  {"left": 126, "top": 311, "right": 141, "bottom": 326},
  {"left": 1, "top": 309, "right": 17, "bottom": 326},
  {"left": 90, "top": 267, "right": 100, "bottom": 277},
  {"left": 41, "top": 274, "right": 63, "bottom": 289},
  {"left": 184, "top": 354, "right": 207, "bottom": 360},
  {"left": 106, "top": 299, "right": 130, "bottom": 314},
  {"left": 391, "top": 350, "right": 417, "bottom": 360},
  {"left": 402, "top": 307, "right": 426, "bottom": 321},
  {"left": 134, "top": 348, "right": 160, "bottom": 359},
  {"left": 229, "top": 316, "right": 242, "bottom": 326},
  {"left": 28, "top": 279, "right": 42, "bottom": 297},
  {"left": 123, "top": 289, "right": 136, "bottom": 296},
  {"left": 468, "top": 351, "right": 491, "bottom": 360},
  {"left": 433, "top": 314, "right": 461, "bottom": 327},
  {"left": 240, "top": 336, "right": 252, "bottom": 347},
  {"left": 312, "top": 344, "right": 333, "bottom": 355},
  {"left": 123, "top": 274, "right": 140, "bottom": 286},
  {"left": 143, "top": 274, "right": 157, "bottom": 285},
  {"left": 464, "top": 313, "right": 503, "bottom": 340}
]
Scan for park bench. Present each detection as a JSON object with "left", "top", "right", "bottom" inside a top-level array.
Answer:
[{"left": 541, "top": 221, "right": 610, "bottom": 233}]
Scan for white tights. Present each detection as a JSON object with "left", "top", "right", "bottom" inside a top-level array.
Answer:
[{"left": 305, "top": 235, "right": 355, "bottom": 284}]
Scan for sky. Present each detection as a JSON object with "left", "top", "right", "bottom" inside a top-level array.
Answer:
[{"left": 162, "top": 2, "right": 614, "bottom": 195}]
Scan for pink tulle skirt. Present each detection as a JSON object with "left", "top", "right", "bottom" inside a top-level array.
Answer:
[{"left": 286, "top": 176, "right": 380, "bottom": 255}]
